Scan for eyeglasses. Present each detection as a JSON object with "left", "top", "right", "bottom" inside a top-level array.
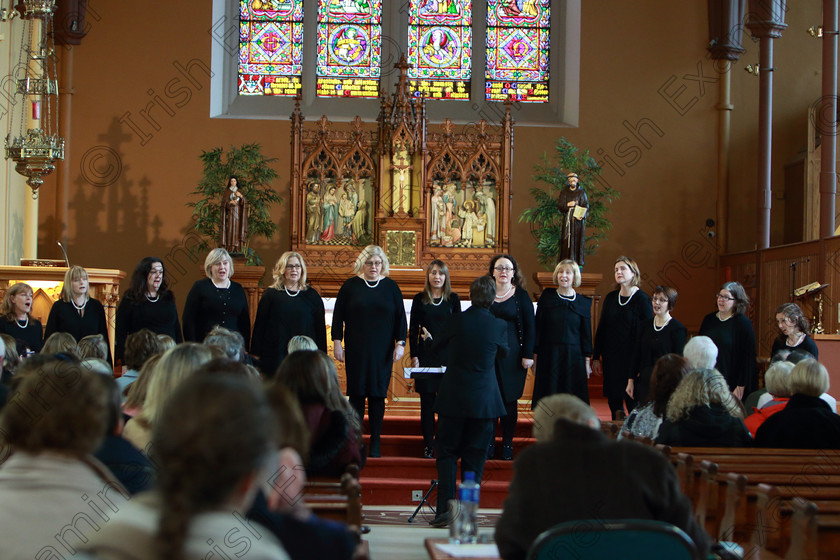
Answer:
[
  {"left": 365, "top": 260, "right": 383, "bottom": 267},
  {"left": 716, "top": 295, "right": 735, "bottom": 301},
  {"left": 652, "top": 297, "right": 669, "bottom": 304},
  {"left": 494, "top": 266, "right": 514, "bottom": 272},
  {"left": 286, "top": 264, "right": 302, "bottom": 269}
]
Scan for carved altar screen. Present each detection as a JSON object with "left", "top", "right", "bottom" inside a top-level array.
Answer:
[
  {"left": 316, "top": 0, "right": 382, "bottom": 98},
  {"left": 407, "top": 0, "right": 472, "bottom": 101},
  {"left": 238, "top": 0, "right": 304, "bottom": 96},
  {"left": 485, "top": 0, "right": 550, "bottom": 103}
]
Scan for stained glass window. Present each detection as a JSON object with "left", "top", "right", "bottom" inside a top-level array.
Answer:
[
  {"left": 407, "top": 1, "right": 472, "bottom": 101},
  {"left": 485, "top": 0, "right": 550, "bottom": 103},
  {"left": 238, "top": 0, "right": 304, "bottom": 96},
  {"left": 316, "top": 0, "right": 382, "bottom": 98}
]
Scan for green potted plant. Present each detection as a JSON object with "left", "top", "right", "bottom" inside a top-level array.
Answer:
[
  {"left": 188, "top": 143, "right": 282, "bottom": 266},
  {"left": 519, "top": 137, "right": 619, "bottom": 269}
]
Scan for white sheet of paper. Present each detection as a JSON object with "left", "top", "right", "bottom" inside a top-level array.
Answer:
[{"left": 433, "top": 542, "right": 500, "bottom": 558}]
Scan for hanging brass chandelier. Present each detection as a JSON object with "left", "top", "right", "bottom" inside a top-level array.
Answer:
[{"left": 5, "top": 0, "right": 64, "bottom": 198}]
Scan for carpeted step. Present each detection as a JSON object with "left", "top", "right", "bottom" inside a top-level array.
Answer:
[
  {"left": 359, "top": 476, "right": 511, "bottom": 508},
  {"left": 365, "top": 434, "right": 536, "bottom": 459},
  {"left": 361, "top": 457, "right": 516, "bottom": 483},
  {"left": 366, "top": 415, "right": 537, "bottom": 438}
]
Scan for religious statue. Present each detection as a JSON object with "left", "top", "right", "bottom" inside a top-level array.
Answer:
[
  {"left": 557, "top": 172, "right": 588, "bottom": 266},
  {"left": 220, "top": 176, "right": 248, "bottom": 255},
  {"left": 320, "top": 185, "right": 339, "bottom": 242},
  {"left": 305, "top": 182, "right": 323, "bottom": 244},
  {"left": 391, "top": 143, "right": 411, "bottom": 214}
]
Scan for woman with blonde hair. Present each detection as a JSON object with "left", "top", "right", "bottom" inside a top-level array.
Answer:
[
  {"left": 755, "top": 359, "right": 840, "bottom": 448},
  {"left": 42, "top": 332, "right": 80, "bottom": 356},
  {"left": 0, "top": 283, "right": 43, "bottom": 353},
  {"left": 251, "top": 251, "right": 326, "bottom": 378},
  {"left": 182, "top": 248, "right": 251, "bottom": 348},
  {"left": 409, "top": 259, "right": 461, "bottom": 458},
  {"left": 123, "top": 343, "right": 214, "bottom": 453},
  {"left": 656, "top": 368, "right": 751, "bottom": 447},
  {"left": 533, "top": 259, "right": 592, "bottom": 407},
  {"left": 332, "top": 245, "right": 407, "bottom": 457},
  {"left": 78, "top": 334, "right": 109, "bottom": 361},
  {"left": 592, "top": 256, "right": 653, "bottom": 420},
  {"left": 45, "top": 265, "right": 111, "bottom": 362}
]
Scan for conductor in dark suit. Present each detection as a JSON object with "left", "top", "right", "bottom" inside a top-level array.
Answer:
[{"left": 422, "top": 276, "right": 509, "bottom": 527}]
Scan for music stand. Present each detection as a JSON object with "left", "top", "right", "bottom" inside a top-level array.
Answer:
[{"left": 408, "top": 479, "right": 438, "bottom": 523}]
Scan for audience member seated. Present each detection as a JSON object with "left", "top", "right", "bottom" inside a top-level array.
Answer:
[
  {"left": 203, "top": 325, "right": 248, "bottom": 362},
  {"left": 656, "top": 368, "right": 752, "bottom": 447},
  {"left": 41, "top": 331, "right": 80, "bottom": 356},
  {"left": 275, "top": 350, "right": 364, "bottom": 476},
  {"left": 0, "top": 337, "right": 7, "bottom": 410},
  {"left": 156, "top": 333, "right": 176, "bottom": 352},
  {"left": 0, "top": 333, "right": 18, "bottom": 385},
  {"left": 745, "top": 349, "right": 815, "bottom": 410},
  {"left": 683, "top": 335, "right": 718, "bottom": 370},
  {"left": 83, "top": 358, "right": 115, "bottom": 376},
  {"left": 91, "top": 375, "right": 155, "bottom": 494},
  {"left": 78, "top": 369, "right": 290, "bottom": 559},
  {"left": 123, "top": 343, "right": 213, "bottom": 454},
  {"left": 122, "top": 354, "right": 161, "bottom": 418},
  {"left": 495, "top": 394, "right": 711, "bottom": 560},
  {"left": 117, "top": 329, "right": 163, "bottom": 395},
  {"left": 248, "top": 381, "right": 358, "bottom": 560},
  {"left": 288, "top": 334, "right": 318, "bottom": 354},
  {"left": 0, "top": 357, "right": 129, "bottom": 560},
  {"left": 756, "top": 351, "right": 836, "bottom": 412},
  {"left": 78, "top": 333, "right": 109, "bottom": 361},
  {"left": 755, "top": 359, "right": 840, "bottom": 449},
  {"left": 744, "top": 360, "right": 794, "bottom": 437},
  {"left": 619, "top": 354, "right": 689, "bottom": 440}
]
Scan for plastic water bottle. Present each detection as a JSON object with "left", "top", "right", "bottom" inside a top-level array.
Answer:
[{"left": 455, "top": 471, "right": 480, "bottom": 543}]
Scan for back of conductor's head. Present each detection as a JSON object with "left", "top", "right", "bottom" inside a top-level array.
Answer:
[
  {"left": 532, "top": 394, "right": 600, "bottom": 443},
  {"left": 470, "top": 275, "right": 496, "bottom": 308}
]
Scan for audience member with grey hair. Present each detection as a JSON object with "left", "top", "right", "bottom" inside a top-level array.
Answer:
[
  {"left": 755, "top": 359, "right": 840, "bottom": 448},
  {"left": 495, "top": 393, "right": 711, "bottom": 560},
  {"left": 287, "top": 335, "right": 318, "bottom": 354},
  {"left": 744, "top": 361, "right": 794, "bottom": 437},
  {"left": 203, "top": 325, "right": 246, "bottom": 362},
  {"left": 683, "top": 336, "right": 718, "bottom": 370}
]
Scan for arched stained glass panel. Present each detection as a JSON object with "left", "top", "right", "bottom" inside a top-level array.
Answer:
[
  {"left": 407, "top": 1, "right": 472, "bottom": 101},
  {"left": 316, "top": 0, "right": 382, "bottom": 99},
  {"left": 485, "top": 0, "right": 550, "bottom": 103},
  {"left": 238, "top": 0, "right": 304, "bottom": 96}
]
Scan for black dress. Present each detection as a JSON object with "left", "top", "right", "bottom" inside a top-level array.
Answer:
[
  {"left": 332, "top": 276, "right": 407, "bottom": 398},
  {"left": 770, "top": 334, "right": 819, "bottom": 360},
  {"left": 114, "top": 294, "right": 182, "bottom": 364},
  {"left": 489, "top": 287, "right": 535, "bottom": 403},
  {"left": 408, "top": 292, "right": 462, "bottom": 390},
  {"left": 0, "top": 317, "right": 43, "bottom": 353},
  {"left": 698, "top": 312, "right": 757, "bottom": 392},
  {"left": 181, "top": 278, "right": 251, "bottom": 348},
  {"left": 251, "top": 286, "right": 327, "bottom": 378},
  {"left": 533, "top": 289, "right": 592, "bottom": 406},
  {"left": 593, "top": 289, "right": 653, "bottom": 405},
  {"left": 631, "top": 317, "right": 687, "bottom": 404},
  {"left": 45, "top": 299, "right": 112, "bottom": 362}
]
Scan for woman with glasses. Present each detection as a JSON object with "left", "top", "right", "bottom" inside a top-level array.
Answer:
[
  {"left": 699, "top": 281, "right": 757, "bottom": 400},
  {"left": 771, "top": 302, "right": 818, "bottom": 359},
  {"left": 182, "top": 248, "right": 251, "bottom": 349},
  {"left": 592, "top": 256, "right": 653, "bottom": 420},
  {"left": 251, "top": 251, "right": 327, "bottom": 378},
  {"left": 115, "top": 257, "right": 182, "bottom": 366},
  {"left": 487, "top": 254, "right": 535, "bottom": 460},
  {"left": 333, "top": 245, "right": 407, "bottom": 457},
  {"left": 409, "top": 259, "right": 462, "bottom": 458},
  {"left": 626, "top": 286, "right": 686, "bottom": 405}
]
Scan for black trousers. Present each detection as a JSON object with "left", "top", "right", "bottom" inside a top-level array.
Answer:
[
  {"left": 349, "top": 395, "right": 385, "bottom": 443},
  {"left": 434, "top": 415, "right": 494, "bottom": 516},
  {"left": 419, "top": 391, "right": 437, "bottom": 447}
]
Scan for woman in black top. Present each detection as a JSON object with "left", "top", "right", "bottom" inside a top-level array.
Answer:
[
  {"left": 627, "top": 285, "right": 686, "bottom": 405},
  {"left": 771, "top": 302, "right": 818, "bottom": 359},
  {"left": 592, "top": 256, "right": 653, "bottom": 420},
  {"left": 533, "top": 259, "right": 592, "bottom": 407},
  {"left": 45, "top": 266, "right": 111, "bottom": 363},
  {"left": 409, "top": 259, "right": 461, "bottom": 458},
  {"left": 333, "top": 245, "right": 407, "bottom": 457},
  {"left": 251, "top": 251, "right": 327, "bottom": 377},
  {"left": 182, "top": 248, "right": 251, "bottom": 348},
  {"left": 698, "top": 281, "right": 757, "bottom": 399},
  {"left": 488, "top": 254, "right": 535, "bottom": 460},
  {"left": 115, "top": 257, "right": 182, "bottom": 365},
  {"left": 0, "top": 283, "right": 42, "bottom": 353}
]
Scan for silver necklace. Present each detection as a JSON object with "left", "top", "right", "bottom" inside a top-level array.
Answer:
[
  {"left": 284, "top": 284, "right": 300, "bottom": 298},
  {"left": 556, "top": 289, "right": 576, "bottom": 302},
  {"left": 146, "top": 293, "right": 159, "bottom": 303},
  {"left": 617, "top": 288, "right": 636, "bottom": 307},
  {"left": 364, "top": 277, "right": 382, "bottom": 288},
  {"left": 16, "top": 315, "right": 28, "bottom": 328},
  {"left": 495, "top": 284, "right": 514, "bottom": 300},
  {"left": 653, "top": 316, "right": 671, "bottom": 332},
  {"left": 72, "top": 298, "right": 87, "bottom": 311}
]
